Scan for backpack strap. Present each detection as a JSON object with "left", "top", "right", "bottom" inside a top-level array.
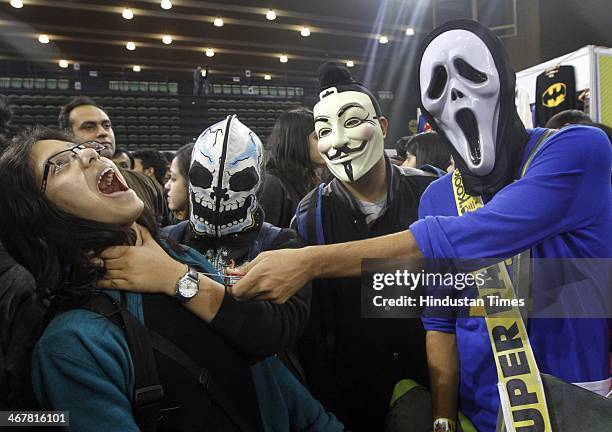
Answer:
[
  {"left": 296, "top": 183, "right": 325, "bottom": 245},
  {"left": 249, "top": 223, "right": 282, "bottom": 259},
  {"left": 147, "top": 329, "right": 255, "bottom": 432},
  {"left": 81, "top": 292, "right": 163, "bottom": 432},
  {"left": 519, "top": 129, "right": 557, "bottom": 179}
]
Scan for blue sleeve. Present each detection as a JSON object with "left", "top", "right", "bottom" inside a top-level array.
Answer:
[
  {"left": 410, "top": 126, "right": 611, "bottom": 260},
  {"left": 32, "top": 310, "right": 138, "bottom": 432}
]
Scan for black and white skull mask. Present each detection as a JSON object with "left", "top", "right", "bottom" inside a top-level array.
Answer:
[
  {"left": 189, "top": 115, "right": 263, "bottom": 237},
  {"left": 419, "top": 26, "right": 500, "bottom": 176}
]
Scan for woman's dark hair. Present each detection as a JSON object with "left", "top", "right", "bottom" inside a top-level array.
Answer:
[
  {"left": 401, "top": 131, "right": 452, "bottom": 170},
  {"left": 265, "top": 108, "right": 319, "bottom": 197},
  {"left": 0, "top": 126, "right": 158, "bottom": 310},
  {"left": 174, "top": 143, "right": 194, "bottom": 181}
]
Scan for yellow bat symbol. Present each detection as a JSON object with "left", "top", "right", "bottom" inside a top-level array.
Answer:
[{"left": 542, "top": 83, "right": 567, "bottom": 108}]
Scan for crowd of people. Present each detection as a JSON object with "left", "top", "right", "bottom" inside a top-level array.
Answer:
[{"left": 0, "top": 19, "right": 610, "bottom": 432}]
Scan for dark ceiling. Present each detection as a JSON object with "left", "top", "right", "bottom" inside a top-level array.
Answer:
[
  {"left": 4, "top": 0, "right": 610, "bottom": 143},
  {"left": 0, "top": 0, "right": 526, "bottom": 85},
  {"left": 0, "top": 0, "right": 428, "bottom": 81}
]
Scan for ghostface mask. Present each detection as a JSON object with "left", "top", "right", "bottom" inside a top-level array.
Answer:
[
  {"left": 189, "top": 115, "right": 263, "bottom": 237},
  {"left": 416, "top": 20, "right": 529, "bottom": 197},
  {"left": 314, "top": 62, "right": 385, "bottom": 183}
]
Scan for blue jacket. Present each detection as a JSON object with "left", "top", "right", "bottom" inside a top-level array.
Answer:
[
  {"left": 32, "top": 243, "right": 342, "bottom": 432},
  {"left": 411, "top": 126, "right": 611, "bottom": 431}
]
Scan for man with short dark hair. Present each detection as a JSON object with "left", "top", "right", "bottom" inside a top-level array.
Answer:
[
  {"left": 59, "top": 96, "right": 167, "bottom": 225},
  {"left": 133, "top": 150, "right": 168, "bottom": 186},
  {"left": 58, "top": 97, "right": 115, "bottom": 158},
  {"left": 112, "top": 147, "right": 134, "bottom": 170},
  {"left": 292, "top": 62, "right": 434, "bottom": 431}
]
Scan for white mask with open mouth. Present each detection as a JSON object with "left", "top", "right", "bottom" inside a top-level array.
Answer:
[
  {"left": 314, "top": 89, "right": 384, "bottom": 182},
  {"left": 189, "top": 115, "right": 263, "bottom": 238},
  {"left": 419, "top": 29, "right": 501, "bottom": 176}
]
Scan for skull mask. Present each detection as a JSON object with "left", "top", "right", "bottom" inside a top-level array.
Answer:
[
  {"left": 189, "top": 115, "right": 263, "bottom": 237},
  {"left": 416, "top": 20, "right": 529, "bottom": 197}
]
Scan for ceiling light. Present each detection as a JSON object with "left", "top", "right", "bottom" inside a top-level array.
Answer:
[
  {"left": 405, "top": 27, "right": 415, "bottom": 36},
  {"left": 279, "top": 55, "right": 288, "bottom": 63},
  {"left": 126, "top": 41, "right": 136, "bottom": 51},
  {"left": 38, "top": 34, "right": 49, "bottom": 44},
  {"left": 264, "top": 74, "right": 271, "bottom": 80},
  {"left": 346, "top": 60, "right": 354, "bottom": 68},
  {"left": 379, "top": 35, "right": 389, "bottom": 44},
  {"left": 59, "top": 59, "right": 69, "bottom": 68},
  {"left": 205, "top": 48, "right": 215, "bottom": 57},
  {"left": 10, "top": 0, "right": 23, "bottom": 8},
  {"left": 266, "top": 10, "right": 276, "bottom": 21},
  {"left": 160, "top": 0, "right": 172, "bottom": 10},
  {"left": 122, "top": 8, "right": 134, "bottom": 19},
  {"left": 213, "top": 18, "right": 224, "bottom": 27},
  {"left": 161, "top": 34, "right": 172, "bottom": 44},
  {"left": 300, "top": 27, "right": 311, "bottom": 37},
  {"left": 133, "top": 65, "right": 141, "bottom": 72}
]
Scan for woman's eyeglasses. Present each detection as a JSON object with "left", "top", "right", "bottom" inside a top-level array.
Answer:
[{"left": 40, "top": 141, "right": 107, "bottom": 193}]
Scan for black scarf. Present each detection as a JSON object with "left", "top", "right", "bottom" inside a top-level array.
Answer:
[{"left": 184, "top": 207, "right": 264, "bottom": 267}]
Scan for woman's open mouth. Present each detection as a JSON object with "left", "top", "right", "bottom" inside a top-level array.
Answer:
[{"left": 97, "top": 167, "right": 129, "bottom": 195}]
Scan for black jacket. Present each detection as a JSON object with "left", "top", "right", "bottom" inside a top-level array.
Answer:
[
  {"left": 0, "top": 242, "right": 45, "bottom": 410},
  {"left": 294, "top": 158, "right": 435, "bottom": 431},
  {"left": 260, "top": 173, "right": 303, "bottom": 229},
  {"left": 162, "top": 222, "right": 312, "bottom": 363}
]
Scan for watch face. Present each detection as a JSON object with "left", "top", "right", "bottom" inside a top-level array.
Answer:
[{"left": 178, "top": 277, "right": 198, "bottom": 299}]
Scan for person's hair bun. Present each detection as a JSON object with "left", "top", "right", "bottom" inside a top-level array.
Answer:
[{"left": 318, "top": 62, "right": 355, "bottom": 89}]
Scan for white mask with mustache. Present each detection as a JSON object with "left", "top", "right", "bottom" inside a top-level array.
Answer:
[{"left": 314, "top": 89, "right": 384, "bottom": 182}]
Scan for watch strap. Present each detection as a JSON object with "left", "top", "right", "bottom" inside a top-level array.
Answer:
[{"left": 186, "top": 266, "right": 199, "bottom": 282}]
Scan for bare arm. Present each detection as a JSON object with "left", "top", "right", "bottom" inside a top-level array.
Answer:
[
  {"left": 98, "top": 227, "right": 226, "bottom": 323},
  {"left": 228, "top": 229, "right": 423, "bottom": 302},
  {"left": 426, "top": 330, "right": 459, "bottom": 423},
  {"left": 98, "top": 225, "right": 312, "bottom": 356},
  {"left": 315, "top": 229, "right": 422, "bottom": 279}
]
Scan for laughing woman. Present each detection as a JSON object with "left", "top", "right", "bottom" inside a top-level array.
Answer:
[{"left": 0, "top": 127, "right": 342, "bottom": 432}]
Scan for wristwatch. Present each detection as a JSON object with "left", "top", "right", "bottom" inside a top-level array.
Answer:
[
  {"left": 174, "top": 266, "right": 199, "bottom": 303},
  {"left": 433, "top": 418, "right": 456, "bottom": 432}
]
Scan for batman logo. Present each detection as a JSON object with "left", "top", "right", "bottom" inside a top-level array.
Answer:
[{"left": 542, "top": 83, "right": 567, "bottom": 108}]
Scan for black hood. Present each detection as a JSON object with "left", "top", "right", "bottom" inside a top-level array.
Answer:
[{"left": 415, "top": 19, "right": 529, "bottom": 198}]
